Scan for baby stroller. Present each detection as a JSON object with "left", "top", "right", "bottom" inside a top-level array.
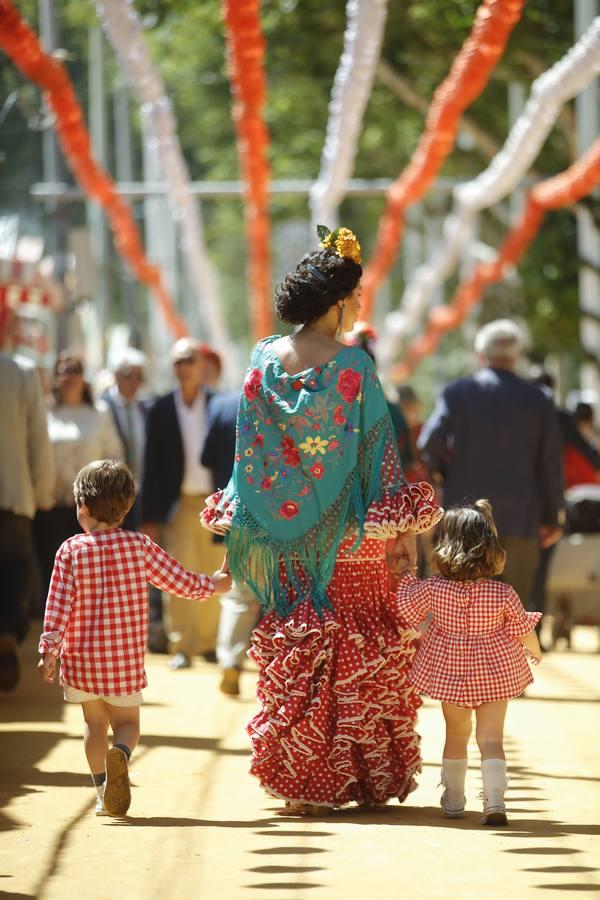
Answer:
[{"left": 546, "top": 484, "right": 600, "bottom": 649}]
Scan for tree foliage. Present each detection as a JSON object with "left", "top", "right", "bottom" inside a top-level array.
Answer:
[{"left": 0, "top": 0, "right": 590, "bottom": 373}]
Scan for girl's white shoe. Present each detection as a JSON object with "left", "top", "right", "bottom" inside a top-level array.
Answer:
[{"left": 440, "top": 790, "right": 466, "bottom": 818}]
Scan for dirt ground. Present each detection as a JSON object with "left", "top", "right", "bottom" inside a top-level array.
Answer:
[{"left": 1, "top": 627, "right": 599, "bottom": 900}]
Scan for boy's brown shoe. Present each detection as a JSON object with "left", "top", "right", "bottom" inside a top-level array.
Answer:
[{"left": 103, "top": 747, "right": 131, "bottom": 817}]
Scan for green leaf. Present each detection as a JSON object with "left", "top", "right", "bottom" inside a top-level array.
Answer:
[{"left": 316, "top": 224, "right": 331, "bottom": 242}]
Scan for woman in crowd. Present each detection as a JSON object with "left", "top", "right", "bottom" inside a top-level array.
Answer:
[{"left": 34, "top": 351, "right": 122, "bottom": 599}]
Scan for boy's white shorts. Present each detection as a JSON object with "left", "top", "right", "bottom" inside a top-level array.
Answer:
[{"left": 63, "top": 685, "right": 144, "bottom": 706}]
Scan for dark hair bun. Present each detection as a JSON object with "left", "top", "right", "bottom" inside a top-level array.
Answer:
[{"left": 275, "top": 249, "right": 362, "bottom": 326}]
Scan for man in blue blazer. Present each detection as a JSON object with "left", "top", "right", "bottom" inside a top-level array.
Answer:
[
  {"left": 418, "top": 319, "right": 565, "bottom": 609},
  {"left": 142, "top": 339, "right": 224, "bottom": 668}
]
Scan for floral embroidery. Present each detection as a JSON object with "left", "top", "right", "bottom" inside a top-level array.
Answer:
[
  {"left": 281, "top": 436, "right": 301, "bottom": 467},
  {"left": 245, "top": 464, "right": 253, "bottom": 473},
  {"left": 299, "top": 435, "right": 329, "bottom": 456},
  {"left": 253, "top": 434, "right": 264, "bottom": 448},
  {"left": 244, "top": 448, "right": 253, "bottom": 457},
  {"left": 279, "top": 500, "right": 300, "bottom": 519},
  {"left": 333, "top": 405, "right": 346, "bottom": 425},
  {"left": 244, "top": 367, "right": 263, "bottom": 401},
  {"left": 261, "top": 476, "right": 273, "bottom": 490},
  {"left": 310, "top": 462, "right": 325, "bottom": 480},
  {"left": 337, "top": 368, "right": 361, "bottom": 403}
]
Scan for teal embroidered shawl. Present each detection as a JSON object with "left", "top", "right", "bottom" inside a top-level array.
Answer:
[{"left": 222, "top": 336, "right": 405, "bottom": 616}]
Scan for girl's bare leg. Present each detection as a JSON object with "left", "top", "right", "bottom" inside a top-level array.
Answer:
[
  {"left": 442, "top": 702, "right": 472, "bottom": 758},
  {"left": 475, "top": 700, "right": 507, "bottom": 760}
]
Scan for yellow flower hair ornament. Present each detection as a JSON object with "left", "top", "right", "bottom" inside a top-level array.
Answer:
[{"left": 317, "top": 224, "right": 362, "bottom": 265}]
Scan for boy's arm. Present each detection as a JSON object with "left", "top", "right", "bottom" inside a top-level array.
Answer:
[
  {"left": 143, "top": 536, "right": 219, "bottom": 600},
  {"left": 38, "top": 545, "right": 75, "bottom": 661}
]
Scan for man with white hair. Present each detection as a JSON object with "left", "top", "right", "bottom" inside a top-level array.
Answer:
[
  {"left": 418, "top": 319, "right": 565, "bottom": 609},
  {"left": 142, "top": 337, "right": 224, "bottom": 668}
]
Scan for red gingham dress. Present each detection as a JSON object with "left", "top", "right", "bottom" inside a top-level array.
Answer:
[
  {"left": 395, "top": 575, "right": 541, "bottom": 708},
  {"left": 39, "top": 528, "right": 215, "bottom": 696}
]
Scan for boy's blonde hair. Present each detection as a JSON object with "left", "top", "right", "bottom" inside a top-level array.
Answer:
[
  {"left": 432, "top": 499, "right": 506, "bottom": 581},
  {"left": 73, "top": 459, "right": 136, "bottom": 526}
]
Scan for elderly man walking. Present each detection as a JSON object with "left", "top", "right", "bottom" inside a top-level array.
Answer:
[{"left": 418, "top": 319, "right": 565, "bottom": 609}]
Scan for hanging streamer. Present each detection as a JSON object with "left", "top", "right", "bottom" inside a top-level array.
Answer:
[
  {"left": 309, "top": 0, "right": 389, "bottom": 232},
  {"left": 95, "top": 0, "right": 235, "bottom": 364},
  {"left": 392, "top": 135, "right": 600, "bottom": 381},
  {"left": 384, "top": 17, "right": 600, "bottom": 367},
  {"left": 0, "top": 0, "right": 187, "bottom": 338},
  {"left": 222, "top": 0, "right": 273, "bottom": 340},
  {"left": 362, "top": 0, "right": 525, "bottom": 320}
]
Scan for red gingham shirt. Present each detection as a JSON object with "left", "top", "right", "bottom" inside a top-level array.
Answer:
[
  {"left": 39, "top": 528, "right": 215, "bottom": 695},
  {"left": 395, "top": 575, "right": 541, "bottom": 707}
]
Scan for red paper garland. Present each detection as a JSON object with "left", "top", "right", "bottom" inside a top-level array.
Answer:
[
  {"left": 392, "top": 136, "right": 600, "bottom": 381},
  {"left": 0, "top": 0, "right": 187, "bottom": 338},
  {"left": 362, "top": 0, "right": 524, "bottom": 320},
  {"left": 222, "top": 0, "right": 273, "bottom": 340}
]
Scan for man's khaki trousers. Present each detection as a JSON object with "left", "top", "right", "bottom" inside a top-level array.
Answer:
[{"left": 163, "top": 494, "right": 225, "bottom": 657}]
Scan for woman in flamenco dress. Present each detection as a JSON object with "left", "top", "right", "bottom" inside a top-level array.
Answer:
[{"left": 201, "top": 226, "right": 443, "bottom": 815}]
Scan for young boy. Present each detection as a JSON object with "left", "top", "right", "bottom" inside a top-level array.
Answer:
[{"left": 38, "top": 459, "right": 231, "bottom": 818}]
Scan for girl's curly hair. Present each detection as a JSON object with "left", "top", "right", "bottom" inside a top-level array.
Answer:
[{"left": 432, "top": 499, "right": 506, "bottom": 581}]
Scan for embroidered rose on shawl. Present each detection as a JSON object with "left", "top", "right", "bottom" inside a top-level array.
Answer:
[
  {"left": 243, "top": 367, "right": 263, "bottom": 401},
  {"left": 337, "top": 368, "right": 361, "bottom": 403},
  {"left": 333, "top": 405, "right": 346, "bottom": 425},
  {"left": 310, "top": 462, "right": 325, "bottom": 480},
  {"left": 279, "top": 500, "right": 300, "bottom": 519},
  {"left": 261, "top": 476, "right": 273, "bottom": 490},
  {"left": 281, "top": 436, "right": 300, "bottom": 467}
]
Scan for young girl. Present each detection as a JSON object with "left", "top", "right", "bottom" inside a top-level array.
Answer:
[{"left": 394, "top": 499, "right": 541, "bottom": 827}]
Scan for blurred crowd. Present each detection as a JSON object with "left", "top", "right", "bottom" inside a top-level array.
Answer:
[{"left": 1, "top": 310, "right": 599, "bottom": 694}]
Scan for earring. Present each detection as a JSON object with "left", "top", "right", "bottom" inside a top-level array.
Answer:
[{"left": 336, "top": 303, "right": 346, "bottom": 338}]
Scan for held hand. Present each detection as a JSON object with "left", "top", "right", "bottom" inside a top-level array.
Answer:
[
  {"left": 538, "top": 525, "right": 563, "bottom": 549},
  {"left": 38, "top": 654, "right": 56, "bottom": 683},
  {"left": 212, "top": 569, "right": 233, "bottom": 595}
]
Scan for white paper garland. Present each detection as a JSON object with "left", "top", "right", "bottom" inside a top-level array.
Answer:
[
  {"left": 94, "top": 0, "right": 236, "bottom": 371},
  {"left": 380, "top": 17, "right": 600, "bottom": 371},
  {"left": 309, "top": 0, "right": 389, "bottom": 232}
]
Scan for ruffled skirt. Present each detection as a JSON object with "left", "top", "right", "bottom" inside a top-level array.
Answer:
[{"left": 247, "top": 541, "right": 422, "bottom": 807}]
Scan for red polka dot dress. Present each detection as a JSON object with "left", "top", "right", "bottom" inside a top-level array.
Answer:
[
  {"left": 247, "top": 537, "right": 424, "bottom": 808},
  {"left": 395, "top": 575, "right": 541, "bottom": 708}
]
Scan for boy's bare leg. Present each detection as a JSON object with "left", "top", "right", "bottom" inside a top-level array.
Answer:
[
  {"left": 107, "top": 704, "right": 141, "bottom": 755},
  {"left": 81, "top": 700, "right": 111, "bottom": 774},
  {"left": 103, "top": 705, "right": 140, "bottom": 817}
]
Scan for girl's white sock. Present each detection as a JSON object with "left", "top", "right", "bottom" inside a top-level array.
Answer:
[
  {"left": 481, "top": 758, "right": 507, "bottom": 807},
  {"left": 441, "top": 757, "right": 468, "bottom": 800}
]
